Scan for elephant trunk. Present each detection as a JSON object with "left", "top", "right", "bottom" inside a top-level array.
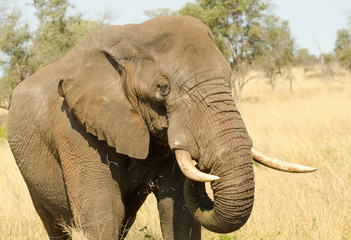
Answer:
[
  {"left": 184, "top": 148, "right": 254, "bottom": 233},
  {"left": 167, "top": 73, "right": 255, "bottom": 232}
]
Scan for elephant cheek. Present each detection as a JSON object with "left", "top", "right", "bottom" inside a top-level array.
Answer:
[{"left": 167, "top": 119, "right": 199, "bottom": 160}]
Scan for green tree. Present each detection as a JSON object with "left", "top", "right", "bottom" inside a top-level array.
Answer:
[
  {"left": 254, "top": 14, "right": 295, "bottom": 92},
  {"left": 178, "top": 0, "right": 270, "bottom": 102},
  {"left": 334, "top": 28, "right": 351, "bottom": 71},
  {"left": 144, "top": 8, "right": 178, "bottom": 18},
  {"left": 0, "top": 0, "right": 109, "bottom": 109},
  {"left": 0, "top": 1, "right": 31, "bottom": 107},
  {"left": 295, "top": 48, "right": 318, "bottom": 66}
]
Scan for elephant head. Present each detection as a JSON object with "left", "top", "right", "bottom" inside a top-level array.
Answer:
[{"left": 58, "top": 16, "right": 316, "bottom": 233}]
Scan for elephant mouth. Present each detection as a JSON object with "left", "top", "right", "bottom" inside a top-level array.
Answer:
[
  {"left": 150, "top": 136, "right": 168, "bottom": 146},
  {"left": 175, "top": 150, "right": 220, "bottom": 182},
  {"left": 175, "top": 148, "right": 317, "bottom": 183}
]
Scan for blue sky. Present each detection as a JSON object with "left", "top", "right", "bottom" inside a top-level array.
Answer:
[{"left": 13, "top": 0, "right": 351, "bottom": 56}]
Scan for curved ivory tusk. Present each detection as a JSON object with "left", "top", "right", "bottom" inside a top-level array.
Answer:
[
  {"left": 175, "top": 150, "right": 220, "bottom": 182},
  {"left": 251, "top": 147, "right": 317, "bottom": 173}
]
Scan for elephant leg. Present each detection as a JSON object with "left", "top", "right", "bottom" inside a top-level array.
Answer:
[
  {"left": 60, "top": 150, "right": 125, "bottom": 239},
  {"left": 119, "top": 190, "right": 149, "bottom": 239},
  {"left": 63, "top": 165, "right": 125, "bottom": 239},
  {"left": 29, "top": 192, "right": 68, "bottom": 240},
  {"left": 155, "top": 159, "right": 201, "bottom": 240}
]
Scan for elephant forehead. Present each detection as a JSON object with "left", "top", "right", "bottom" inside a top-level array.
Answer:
[{"left": 136, "top": 16, "right": 214, "bottom": 53}]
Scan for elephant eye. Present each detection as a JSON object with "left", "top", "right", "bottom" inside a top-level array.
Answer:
[{"left": 156, "top": 77, "right": 170, "bottom": 97}]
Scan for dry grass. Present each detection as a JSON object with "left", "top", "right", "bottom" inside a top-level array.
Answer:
[
  {"left": 1, "top": 67, "right": 351, "bottom": 239},
  {"left": 0, "top": 141, "right": 48, "bottom": 239},
  {"left": 232, "top": 67, "right": 351, "bottom": 240}
]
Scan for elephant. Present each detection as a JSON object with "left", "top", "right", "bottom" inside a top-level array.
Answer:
[{"left": 7, "top": 16, "right": 316, "bottom": 240}]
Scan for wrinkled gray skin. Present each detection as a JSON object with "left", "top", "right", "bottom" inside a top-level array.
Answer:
[{"left": 7, "top": 16, "right": 254, "bottom": 239}]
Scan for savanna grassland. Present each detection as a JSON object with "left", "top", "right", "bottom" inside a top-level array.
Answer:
[{"left": 0, "top": 66, "right": 350, "bottom": 239}]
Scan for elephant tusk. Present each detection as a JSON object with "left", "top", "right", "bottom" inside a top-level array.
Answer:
[
  {"left": 175, "top": 150, "right": 220, "bottom": 182},
  {"left": 251, "top": 147, "right": 317, "bottom": 173}
]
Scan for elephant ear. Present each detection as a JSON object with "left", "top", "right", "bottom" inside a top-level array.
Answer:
[{"left": 58, "top": 25, "right": 150, "bottom": 159}]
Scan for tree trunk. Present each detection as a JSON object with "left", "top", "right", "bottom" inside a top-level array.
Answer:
[
  {"left": 237, "top": 82, "right": 243, "bottom": 103},
  {"left": 270, "top": 75, "right": 277, "bottom": 92},
  {"left": 231, "top": 74, "right": 239, "bottom": 102},
  {"left": 288, "top": 64, "right": 293, "bottom": 92}
]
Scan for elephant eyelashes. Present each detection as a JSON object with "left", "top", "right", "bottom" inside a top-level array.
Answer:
[
  {"left": 158, "top": 82, "right": 170, "bottom": 96},
  {"left": 155, "top": 77, "right": 170, "bottom": 99}
]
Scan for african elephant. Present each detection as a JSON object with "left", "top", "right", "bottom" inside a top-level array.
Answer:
[{"left": 7, "top": 16, "right": 316, "bottom": 240}]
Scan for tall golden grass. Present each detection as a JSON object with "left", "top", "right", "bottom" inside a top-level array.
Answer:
[{"left": 1, "top": 67, "right": 350, "bottom": 239}]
